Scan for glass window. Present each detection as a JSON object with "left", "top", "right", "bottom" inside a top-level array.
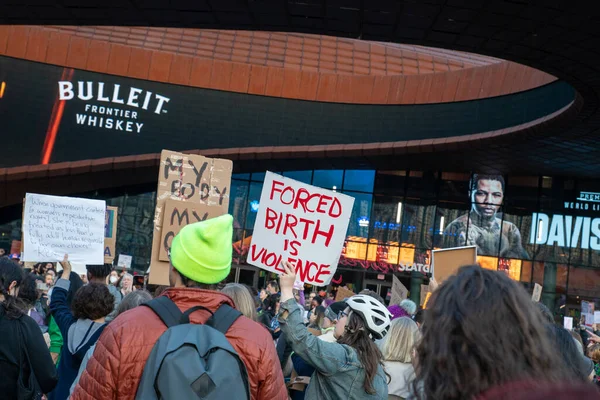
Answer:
[
  {"left": 105, "top": 191, "right": 156, "bottom": 272},
  {"left": 439, "top": 172, "right": 471, "bottom": 203},
  {"left": 498, "top": 258, "right": 523, "bottom": 282},
  {"left": 345, "top": 192, "right": 373, "bottom": 239},
  {"left": 232, "top": 173, "right": 250, "bottom": 180},
  {"left": 567, "top": 266, "right": 600, "bottom": 299},
  {"left": 245, "top": 181, "right": 263, "bottom": 230},
  {"left": 313, "top": 170, "right": 343, "bottom": 191},
  {"left": 400, "top": 201, "right": 435, "bottom": 249},
  {"left": 229, "top": 180, "right": 249, "bottom": 230},
  {"left": 343, "top": 170, "right": 375, "bottom": 193},
  {"left": 342, "top": 238, "right": 368, "bottom": 261},
  {"left": 502, "top": 212, "right": 534, "bottom": 261},
  {"left": 504, "top": 175, "right": 539, "bottom": 262},
  {"left": 466, "top": 173, "right": 508, "bottom": 258},
  {"left": 406, "top": 171, "right": 437, "bottom": 199},
  {"left": 283, "top": 170, "right": 312, "bottom": 184},
  {"left": 435, "top": 202, "right": 470, "bottom": 250},
  {"left": 251, "top": 172, "right": 266, "bottom": 182},
  {"left": 374, "top": 171, "right": 407, "bottom": 196},
  {"left": 370, "top": 195, "right": 404, "bottom": 245},
  {"left": 520, "top": 260, "right": 533, "bottom": 284}
]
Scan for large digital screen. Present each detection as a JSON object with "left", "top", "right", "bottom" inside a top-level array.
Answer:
[{"left": 0, "top": 54, "right": 575, "bottom": 168}]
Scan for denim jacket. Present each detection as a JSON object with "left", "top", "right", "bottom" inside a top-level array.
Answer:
[{"left": 279, "top": 298, "right": 388, "bottom": 400}]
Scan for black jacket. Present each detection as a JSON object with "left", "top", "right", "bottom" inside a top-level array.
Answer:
[{"left": 0, "top": 308, "right": 58, "bottom": 398}]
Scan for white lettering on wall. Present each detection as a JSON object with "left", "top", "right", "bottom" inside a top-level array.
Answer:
[
  {"left": 530, "top": 213, "right": 600, "bottom": 249},
  {"left": 57, "top": 81, "right": 170, "bottom": 135}
]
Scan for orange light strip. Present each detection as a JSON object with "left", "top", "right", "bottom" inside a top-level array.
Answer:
[
  {"left": 41, "top": 68, "right": 73, "bottom": 164},
  {"left": 0, "top": 81, "right": 5, "bottom": 98}
]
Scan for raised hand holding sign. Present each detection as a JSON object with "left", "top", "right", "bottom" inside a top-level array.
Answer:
[{"left": 248, "top": 172, "right": 354, "bottom": 286}]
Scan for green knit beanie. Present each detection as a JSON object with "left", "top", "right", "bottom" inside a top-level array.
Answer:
[{"left": 170, "top": 214, "right": 233, "bottom": 284}]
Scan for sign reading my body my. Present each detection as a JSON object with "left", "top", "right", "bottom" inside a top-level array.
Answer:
[
  {"left": 248, "top": 172, "right": 354, "bottom": 286},
  {"left": 148, "top": 150, "right": 232, "bottom": 285},
  {"left": 159, "top": 198, "right": 224, "bottom": 261}
]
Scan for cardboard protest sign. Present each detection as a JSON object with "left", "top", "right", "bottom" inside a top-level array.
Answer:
[
  {"left": 420, "top": 284, "right": 430, "bottom": 306},
  {"left": 248, "top": 172, "right": 355, "bottom": 286},
  {"left": 532, "top": 283, "right": 543, "bottom": 302},
  {"left": 158, "top": 198, "right": 225, "bottom": 261},
  {"left": 582, "top": 301, "right": 595, "bottom": 328},
  {"left": 390, "top": 274, "right": 408, "bottom": 305},
  {"left": 118, "top": 254, "right": 133, "bottom": 269},
  {"left": 431, "top": 245, "right": 477, "bottom": 283},
  {"left": 423, "top": 292, "right": 432, "bottom": 309},
  {"left": 564, "top": 316, "right": 573, "bottom": 330},
  {"left": 22, "top": 193, "right": 106, "bottom": 264},
  {"left": 149, "top": 150, "right": 232, "bottom": 285},
  {"left": 104, "top": 206, "right": 118, "bottom": 264},
  {"left": 335, "top": 286, "right": 355, "bottom": 302}
]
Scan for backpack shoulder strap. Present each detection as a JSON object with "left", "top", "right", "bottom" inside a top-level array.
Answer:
[
  {"left": 206, "top": 304, "right": 242, "bottom": 334},
  {"left": 142, "top": 296, "right": 182, "bottom": 328}
]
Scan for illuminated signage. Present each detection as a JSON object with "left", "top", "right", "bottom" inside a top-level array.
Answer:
[
  {"left": 58, "top": 81, "right": 170, "bottom": 134},
  {"left": 530, "top": 213, "right": 600, "bottom": 250},
  {"left": 564, "top": 191, "right": 600, "bottom": 211}
]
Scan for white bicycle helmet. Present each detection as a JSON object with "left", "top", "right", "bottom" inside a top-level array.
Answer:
[{"left": 345, "top": 294, "right": 392, "bottom": 340}]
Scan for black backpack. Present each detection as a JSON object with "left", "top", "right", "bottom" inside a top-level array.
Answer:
[{"left": 135, "top": 297, "right": 250, "bottom": 400}]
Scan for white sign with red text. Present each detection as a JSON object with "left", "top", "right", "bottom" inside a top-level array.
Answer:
[{"left": 248, "top": 172, "right": 354, "bottom": 286}]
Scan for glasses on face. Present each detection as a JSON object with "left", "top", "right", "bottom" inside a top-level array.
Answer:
[{"left": 338, "top": 310, "right": 349, "bottom": 319}]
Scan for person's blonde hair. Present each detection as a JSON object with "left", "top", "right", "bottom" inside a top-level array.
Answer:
[
  {"left": 588, "top": 343, "right": 600, "bottom": 363},
  {"left": 381, "top": 317, "right": 420, "bottom": 363},
  {"left": 222, "top": 283, "right": 257, "bottom": 321}
]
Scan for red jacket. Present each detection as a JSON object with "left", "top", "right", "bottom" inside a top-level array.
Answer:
[{"left": 71, "top": 288, "right": 287, "bottom": 400}]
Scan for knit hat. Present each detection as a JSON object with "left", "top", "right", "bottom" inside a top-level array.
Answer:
[
  {"left": 388, "top": 304, "right": 411, "bottom": 321},
  {"left": 170, "top": 214, "right": 233, "bottom": 285}
]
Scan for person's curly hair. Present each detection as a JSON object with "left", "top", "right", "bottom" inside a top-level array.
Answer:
[
  {"left": 71, "top": 283, "right": 114, "bottom": 320},
  {"left": 412, "top": 265, "right": 574, "bottom": 400}
]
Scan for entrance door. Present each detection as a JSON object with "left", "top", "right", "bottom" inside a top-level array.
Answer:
[{"left": 363, "top": 279, "right": 392, "bottom": 304}]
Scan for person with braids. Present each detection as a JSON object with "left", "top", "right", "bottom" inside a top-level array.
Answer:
[
  {"left": 0, "top": 258, "right": 58, "bottom": 399},
  {"left": 412, "top": 265, "right": 600, "bottom": 400},
  {"left": 278, "top": 261, "right": 392, "bottom": 399}
]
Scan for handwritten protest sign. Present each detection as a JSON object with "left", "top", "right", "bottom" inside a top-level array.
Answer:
[
  {"left": 149, "top": 150, "right": 232, "bottom": 285},
  {"left": 532, "top": 283, "right": 543, "bottom": 302},
  {"left": 104, "top": 206, "right": 118, "bottom": 264},
  {"left": 335, "top": 287, "right": 356, "bottom": 302},
  {"left": 248, "top": 172, "right": 354, "bottom": 286},
  {"left": 420, "top": 284, "right": 430, "bottom": 306},
  {"left": 582, "top": 301, "right": 595, "bottom": 328},
  {"left": 22, "top": 193, "right": 105, "bottom": 264},
  {"left": 564, "top": 317, "right": 573, "bottom": 330},
  {"left": 158, "top": 198, "right": 225, "bottom": 261},
  {"left": 432, "top": 245, "right": 477, "bottom": 283},
  {"left": 118, "top": 254, "right": 132, "bottom": 269},
  {"left": 390, "top": 274, "right": 409, "bottom": 305}
]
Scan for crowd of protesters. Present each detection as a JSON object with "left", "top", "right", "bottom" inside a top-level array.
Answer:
[{"left": 1, "top": 213, "right": 600, "bottom": 399}]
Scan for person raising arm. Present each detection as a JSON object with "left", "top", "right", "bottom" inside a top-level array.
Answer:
[{"left": 278, "top": 261, "right": 391, "bottom": 400}]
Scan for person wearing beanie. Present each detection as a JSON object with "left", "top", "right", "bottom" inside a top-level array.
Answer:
[
  {"left": 399, "top": 299, "right": 417, "bottom": 316},
  {"left": 72, "top": 215, "right": 288, "bottom": 400},
  {"left": 388, "top": 304, "right": 411, "bottom": 321}
]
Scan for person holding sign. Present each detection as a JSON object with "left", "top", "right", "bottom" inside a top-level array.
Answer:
[
  {"left": 49, "top": 255, "right": 114, "bottom": 400},
  {"left": 278, "top": 261, "right": 392, "bottom": 400}
]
